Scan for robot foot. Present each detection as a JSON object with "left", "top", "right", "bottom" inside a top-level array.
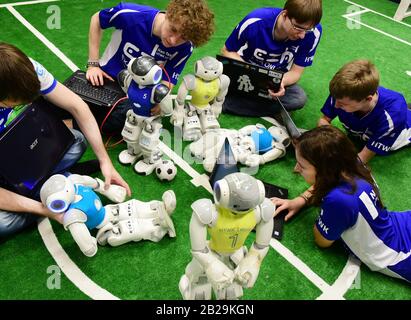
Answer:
[
  {"left": 134, "top": 159, "right": 161, "bottom": 175},
  {"left": 119, "top": 150, "right": 139, "bottom": 165},
  {"left": 153, "top": 199, "right": 176, "bottom": 238},
  {"left": 162, "top": 190, "right": 177, "bottom": 215},
  {"left": 179, "top": 275, "right": 212, "bottom": 300}
]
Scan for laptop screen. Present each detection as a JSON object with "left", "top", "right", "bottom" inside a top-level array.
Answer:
[
  {"left": 0, "top": 104, "right": 28, "bottom": 135},
  {"left": 216, "top": 54, "right": 284, "bottom": 100},
  {"left": 0, "top": 100, "right": 75, "bottom": 197}
]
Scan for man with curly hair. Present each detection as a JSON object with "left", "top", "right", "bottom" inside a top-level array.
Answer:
[{"left": 86, "top": 0, "right": 215, "bottom": 132}]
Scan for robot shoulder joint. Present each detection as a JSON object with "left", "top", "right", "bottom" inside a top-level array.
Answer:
[
  {"left": 63, "top": 209, "right": 88, "bottom": 230},
  {"left": 191, "top": 199, "right": 217, "bottom": 225},
  {"left": 153, "top": 84, "right": 170, "bottom": 103},
  {"left": 183, "top": 74, "right": 197, "bottom": 91},
  {"left": 259, "top": 198, "right": 276, "bottom": 223}
]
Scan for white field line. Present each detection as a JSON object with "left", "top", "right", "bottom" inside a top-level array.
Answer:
[
  {"left": 344, "top": 8, "right": 370, "bottom": 18},
  {"left": 6, "top": 5, "right": 79, "bottom": 71},
  {"left": 0, "top": 0, "right": 58, "bottom": 8},
  {"left": 9, "top": 2, "right": 353, "bottom": 300},
  {"left": 344, "top": 0, "right": 411, "bottom": 28},
  {"left": 38, "top": 218, "right": 120, "bottom": 300},
  {"left": 317, "top": 255, "right": 361, "bottom": 300},
  {"left": 342, "top": 15, "right": 411, "bottom": 47}
]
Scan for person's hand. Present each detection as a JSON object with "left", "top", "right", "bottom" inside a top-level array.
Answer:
[
  {"left": 150, "top": 104, "right": 161, "bottom": 116},
  {"left": 270, "top": 197, "right": 306, "bottom": 221},
  {"left": 268, "top": 81, "right": 285, "bottom": 98},
  {"left": 86, "top": 66, "right": 114, "bottom": 86},
  {"left": 100, "top": 160, "right": 131, "bottom": 196},
  {"left": 50, "top": 212, "right": 65, "bottom": 225}
]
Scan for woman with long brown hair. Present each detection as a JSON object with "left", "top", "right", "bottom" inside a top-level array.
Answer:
[{"left": 272, "top": 125, "right": 411, "bottom": 282}]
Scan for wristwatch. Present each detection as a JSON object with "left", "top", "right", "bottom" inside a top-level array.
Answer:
[{"left": 86, "top": 60, "right": 100, "bottom": 68}]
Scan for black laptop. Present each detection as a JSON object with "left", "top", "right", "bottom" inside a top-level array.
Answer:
[
  {"left": 0, "top": 99, "right": 75, "bottom": 197},
  {"left": 216, "top": 54, "right": 284, "bottom": 100},
  {"left": 64, "top": 70, "right": 125, "bottom": 108}
]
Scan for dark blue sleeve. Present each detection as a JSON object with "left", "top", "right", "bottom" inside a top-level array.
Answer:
[
  {"left": 320, "top": 95, "right": 338, "bottom": 120},
  {"left": 316, "top": 193, "right": 357, "bottom": 241},
  {"left": 163, "top": 45, "right": 193, "bottom": 85},
  {"left": 225, "top": 15, "right": 258, "bottom": 52},
  {"left": 99, "top": 3, "right": 148, "bottom": 30},
  {"left": 366, "top": 95, "right": 408, "bottom": 155},
  {"left": 294, "top": 24, "right": 322, "bottom": 67}
]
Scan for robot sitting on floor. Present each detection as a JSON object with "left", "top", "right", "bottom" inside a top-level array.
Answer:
[
  {"left": 190, "top": 123, "right": 291, "bottom": 173},
  {"left": 118, "top": 55, "right": 176, "bottom": 178},
  {"left": 40, "top": 174, "right": 176, "bottom": 257},
  {"left": 170, "top": 56, "right": 230, "bottom": 141},
  {"left": 179, "top": 172, "right": 274, "bottom": 300}
]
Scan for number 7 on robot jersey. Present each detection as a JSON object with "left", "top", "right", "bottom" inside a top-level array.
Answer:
[{"left": 229, "top": 233, "right": 239, "bottom": 248}]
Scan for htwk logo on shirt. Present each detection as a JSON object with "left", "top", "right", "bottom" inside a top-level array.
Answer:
[{"left": 237, "top": 75, "right": 254, "bottom": 92}]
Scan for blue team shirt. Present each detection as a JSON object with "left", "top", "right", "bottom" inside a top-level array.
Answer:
[
  {"left": 316, "top": 178, "right": 411, "bottom": 281},
  {"left": 128, "top": 83, "right": 155, "bottom": 117},
  {"left": 321, "top": 87, "right": 411, "bottom": 155},
  {"left": 69, "top": 185, "right": 106, "bottom": 230},
  {"left": 99, "top": 2, "right": 193, "bottom": 84},
  {"left": 0, "top": 58, "right": 57, "bottom": 133},
  {"left": 225, "top": 7, "right": 322, "bottom": 71}
]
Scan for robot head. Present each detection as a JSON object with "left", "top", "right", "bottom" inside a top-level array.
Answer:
[
  {"left": 251, "top": 128, "right": 274, "bottom": 154},
  {"left": 195, "top": 56, "right": 223, "bottom": 81},
  {"left": 40, "top": 174, "right": 75, "bottom": 213},
  {"left": 128, "top": 56, "right": 163, "bottom": 86},
  {"left": 213, "top": 172, "right": 265, "bottom": 213}
]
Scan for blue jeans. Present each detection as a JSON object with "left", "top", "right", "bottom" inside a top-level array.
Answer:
[
  {"left": 222, "top": 83, "right": 307, "bottom": 117},
  {"left": 0, "top": 129, "right": 87, "bottom": 239}
]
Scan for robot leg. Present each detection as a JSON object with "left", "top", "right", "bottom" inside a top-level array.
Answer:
[
  {"left": 96, "top": 217, "right": 170, "bottom": 246},
  {"left": 134, "top": 117, "right": 163, "bottom": 175},
  {"left": 182, "top": 107, "right": 202, "bottom": 141},
  {"left": 119, "top": 111, "right": 144, "bottom": 165},
  {"left": 179, "top": 258, "right": 212, "bottom": 300},
  {"left": 198, "top": 108, "right": 220, "bottom": 134}
]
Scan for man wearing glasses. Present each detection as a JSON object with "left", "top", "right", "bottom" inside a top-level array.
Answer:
[{"left": 221, "top": 0, "right": 322, "bottom": 117}]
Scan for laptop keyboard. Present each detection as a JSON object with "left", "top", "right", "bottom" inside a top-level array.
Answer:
[{"left": 65, "top": 75, "right": 124, "bottom": 107}]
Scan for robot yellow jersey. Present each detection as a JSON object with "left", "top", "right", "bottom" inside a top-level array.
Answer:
[
  {"left": 190, "top": 78, "right": 219, "bottom": 109},
  {"left": 208, "top": 206, "right": 257, "bottom": 254}
]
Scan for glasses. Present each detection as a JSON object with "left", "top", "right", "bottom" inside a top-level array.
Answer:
[{"left": 289, "top": 18, "right": 315, "bottom": 33}]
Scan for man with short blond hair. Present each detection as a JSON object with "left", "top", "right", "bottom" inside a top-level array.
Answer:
[{"left": 318, "top": 59, "right": 411, "bottom": 163}]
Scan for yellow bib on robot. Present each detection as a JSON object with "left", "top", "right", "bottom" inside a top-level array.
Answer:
[
  {"left": 190, "top": 78, "right": 219, "bottom": 109},
  {"left": 208, "top": 206, "right": 257, "bottom": 255}
]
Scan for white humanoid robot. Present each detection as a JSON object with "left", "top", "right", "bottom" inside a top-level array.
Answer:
[
  {"left": 170, "top": 56, "right": 230, "bottom": 141},
  {"left": 40, "top": 174, "right": 176, "bottom": 257},
  {"left": 118, "top": 55, "right": 175, "bottom": 176},
  {"left": 179, "top": 172, "right": 274, "bottom": 300},
  {"left": 190, "top": 123, "right": 290, "bottom": 173}
]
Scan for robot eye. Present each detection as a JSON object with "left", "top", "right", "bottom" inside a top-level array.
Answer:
[
  {"left": 142, "top": 78, "right": 145, "bottom": 81},
  {"left": 214, "top": 71, "right": 217, "bottom": 74},
  {"left": 50, "top": 200, "right": 66, "bottom": 212},
  {"left": 205, "top": 71, "right": 208, "bottom": 73}
]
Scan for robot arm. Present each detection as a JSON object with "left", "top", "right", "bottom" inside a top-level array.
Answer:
[
  {"left": 68, "top": 174, "right": 126, "bottom": 204},
  {"left": 190, "top": 199, "right": 235, "bottom": 291},
  {"left": 211, "top": 74, "right": 230, "bottom": 117},
  {"left": 152, "top": 83, "right": 173, "bottom": 116},
  {"left": 64, "top": 208, "right": 97, "bottom": 257},
  {"left": 235, "top": 198, "right": 274, "bottom": 288},
  {"left": 245, "top": 142, "right": 286, "bottom": 167},
  {"left": 171, "top": 75, "right": 195, "bottom": 127}
]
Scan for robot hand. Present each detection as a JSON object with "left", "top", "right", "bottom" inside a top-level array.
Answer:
[
  {"left": 93, "top": 177, "right": 127, "bottom": 203},
  {"left": 244, "top": 154, "right": 261, "bottom": 168},
  {"left": 234, "top": 245, "right": 269, "bottom": 288},
  {"left": 210, "top": 100, "right": 223, "bottom": 118},
  {"left": 192, "top": 249, "right": 235, "bottom": 292}
]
